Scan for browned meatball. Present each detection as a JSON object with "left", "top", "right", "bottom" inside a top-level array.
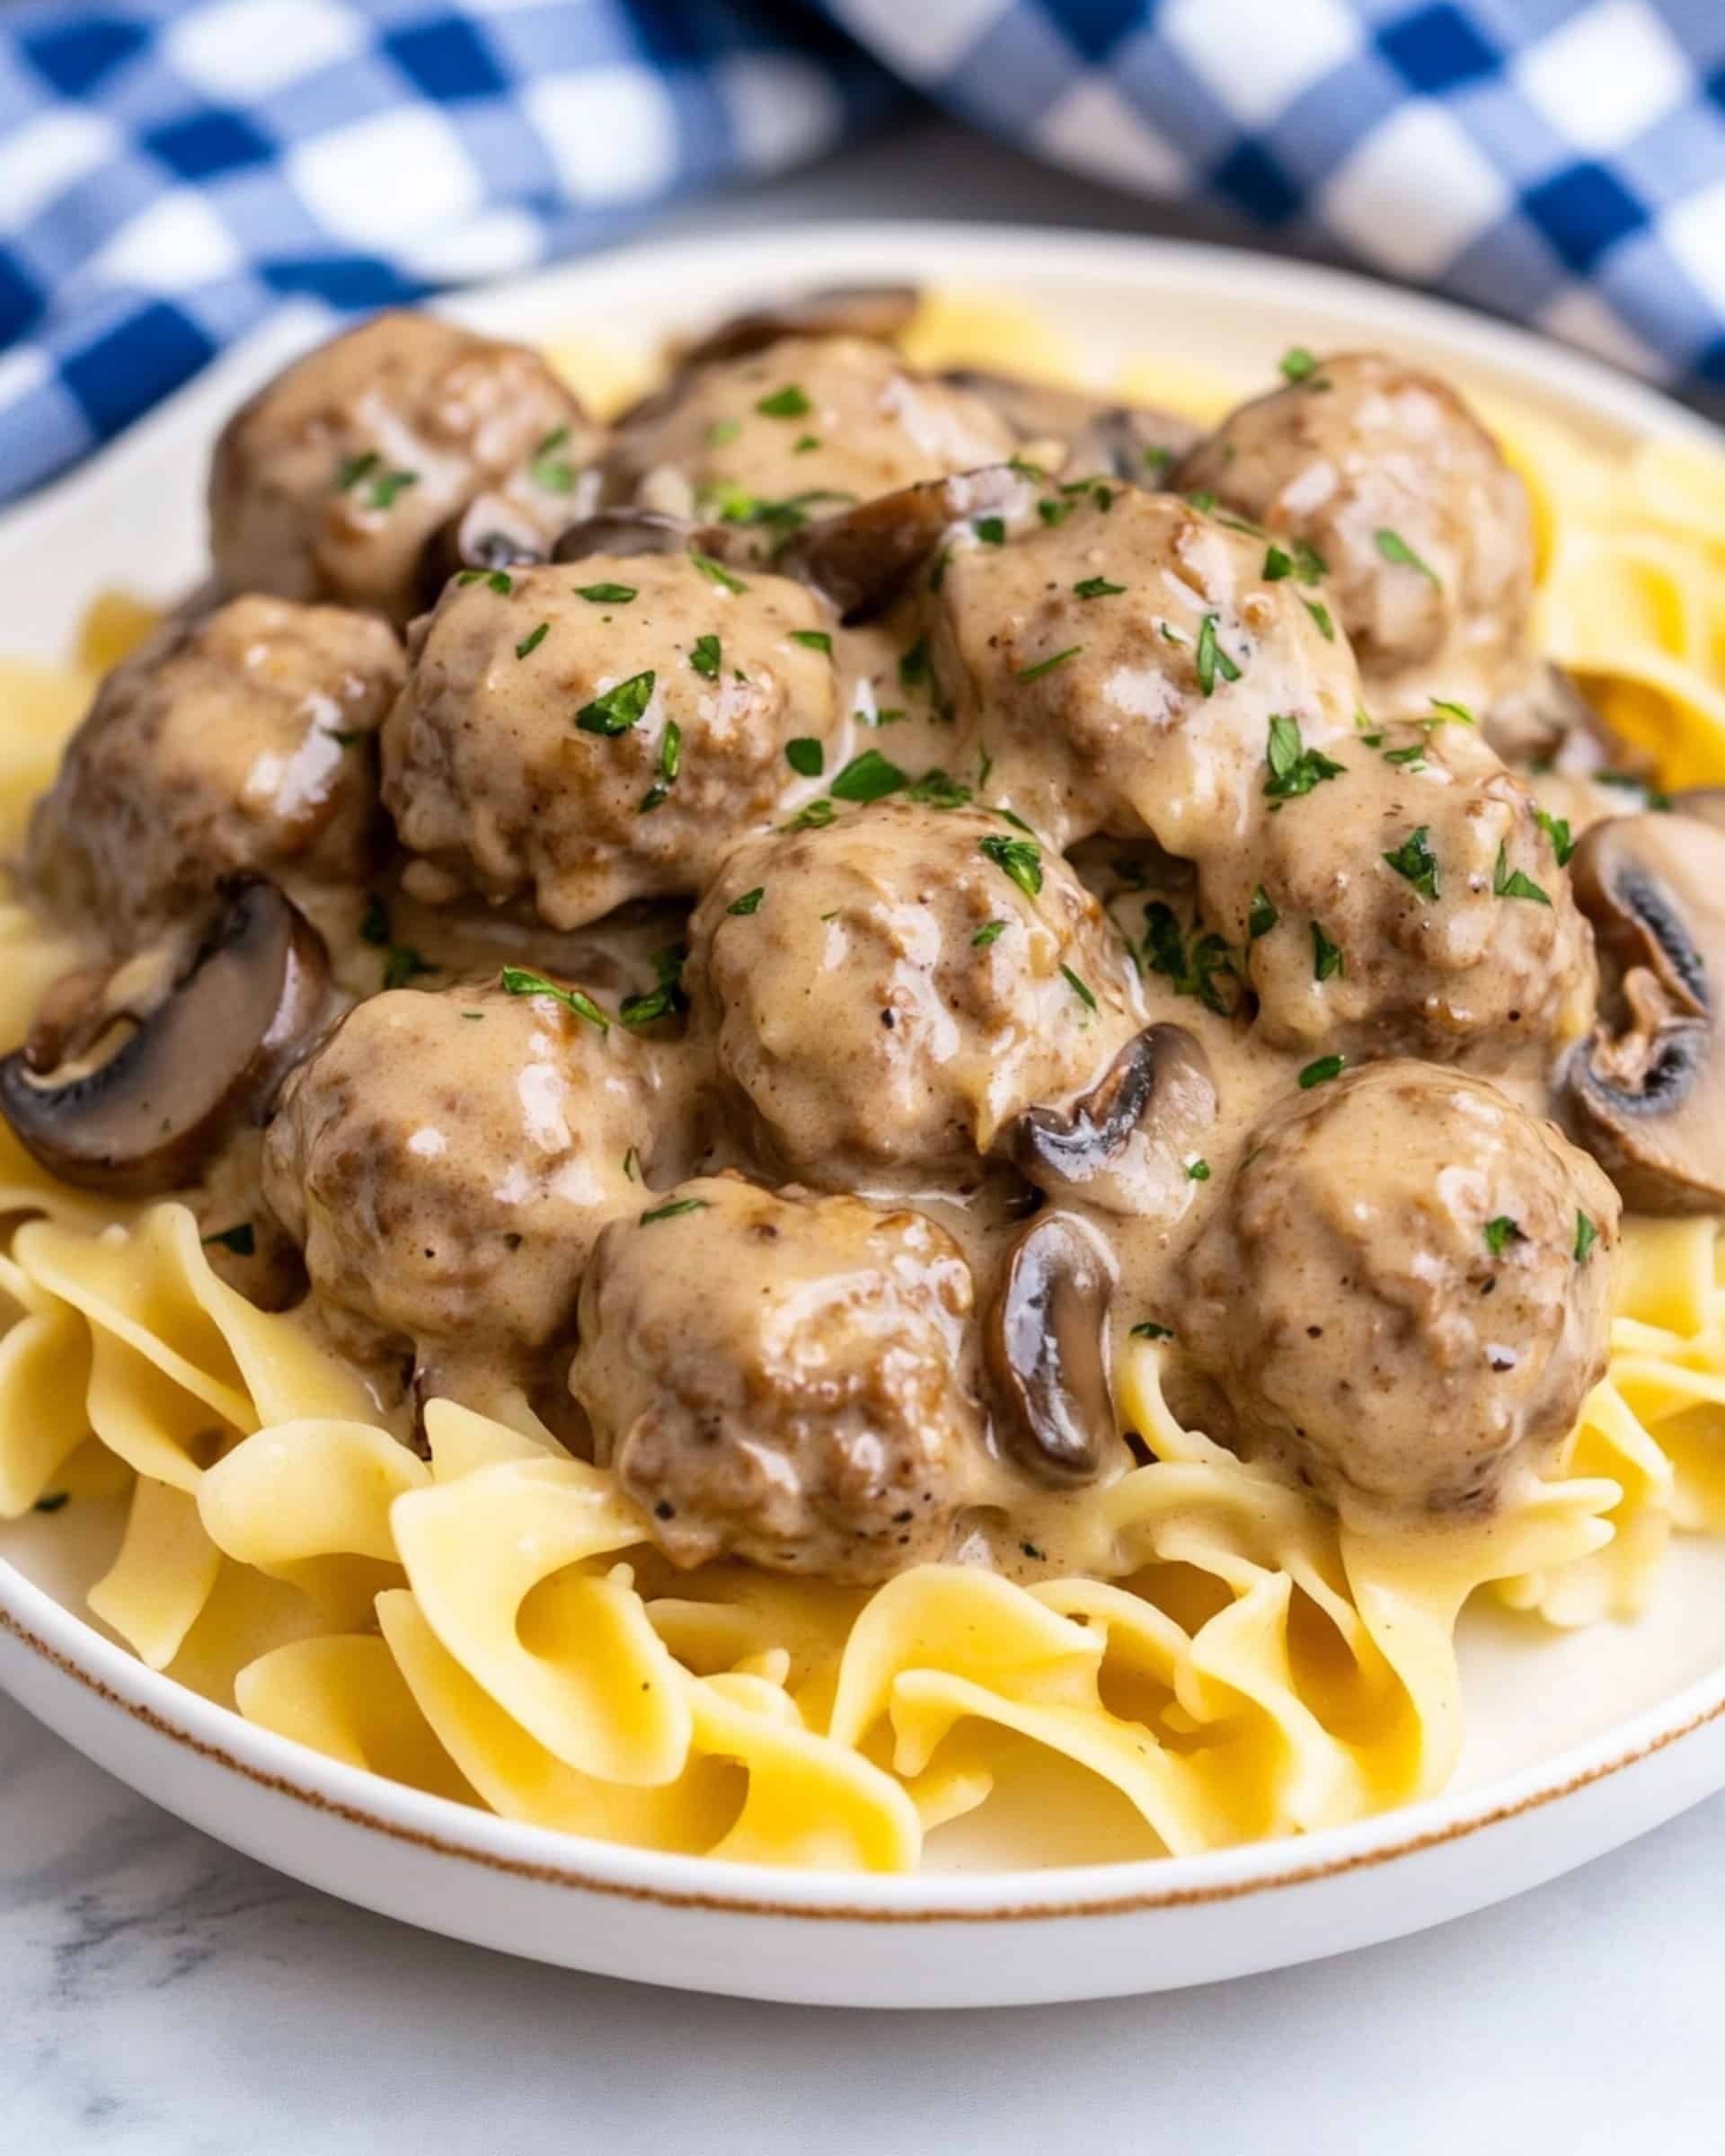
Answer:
[
  {"left": 1174, "top": 1061, "right": 1620, "bottom": 1517},
  {"left": 601, "top": 334, "right": 1015, "bottom": 532},
  {"left": 570, "top": 1173, "right": 988, "bottom": 1578},
  {"left": 27, "top": 596, "right": 402, "bottom": 944},
  {"left": 1173, "top": 353, "right": 1533, "bottom": 712},
  {"left": 383, "top": 554, "right": 843, "bottom": 930},
  {"left": 262, "top": 976, "right": 675, "bottom": 1370},
  {"left": 1199, "top": 717, "right": 1597, "bottom": 1069},
  {"left": 689, "top": 801, "right": 1141, "bottom": 1188},
  {"left": 209, "top": 312, "right": 598, "bottom": 625},
  {"left": 933, "top": 488, "right": 1361, "bottom": 854}
]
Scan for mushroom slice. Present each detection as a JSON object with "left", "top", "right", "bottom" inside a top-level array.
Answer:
[
  {"left": 1563, "top": 812, "right": 1725, "bottom": 1213},
  {"left": 551, "top": 508, "right": 746, "bottom": 566},
  {"left": 0, "top": 879, "right": 334, "bottom": 1197},
  {"left": 679, "top": 283, "right": 920, "bottom": 369},
  {"left": 777, "top": 464, "right": 1031, "bottom": 623},
  {"left": 986, "top": 1212, "right": 1117, "bottom": 1487},
  {"left": 418, "top": 491, "right": 549, "bottom": 605},
  {"left": 940, "top": 370, "right": 1201, "bottom": 481},
  {"left": 1009, "top": 1024, "right": 1217, "bottom": 1216}
]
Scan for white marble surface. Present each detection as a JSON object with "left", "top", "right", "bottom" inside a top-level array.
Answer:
[{"left": 6, "top": 113, "right": 1725, "bottom": 2152}]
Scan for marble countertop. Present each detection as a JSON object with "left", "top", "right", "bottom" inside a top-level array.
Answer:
[{"left": 6, "top": 114, "right": 1725, "bottom": 2153}]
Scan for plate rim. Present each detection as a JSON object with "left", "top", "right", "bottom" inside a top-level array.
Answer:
[{"left": 3, "top": 216, "right": 1723, "bottom": 1921}]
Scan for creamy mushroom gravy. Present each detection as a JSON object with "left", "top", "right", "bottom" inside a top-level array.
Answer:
[{"left": 4, "top": 296, "right": 1709, "bottom": 1595}]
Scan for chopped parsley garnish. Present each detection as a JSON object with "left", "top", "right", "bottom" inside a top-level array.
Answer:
[
  {"left": 515, "top": 622, "right": 549, "bottom": 660},
  {"left": 978, "top": 833, "right": 1042, "bottom": 899},
  {"left": 1263, "top": 544, "right": 1292, "bottom": 581},
  {"left": 1536, "top": 808, "right": 1577, "bottom": 866},
  {"left": 367, "top": 468, "right": 419, "bottom": 510},
  {"left": 333, "top": 450, "right": 380, "bottom": 493},
  {"left": 1493, "top": 843, "right": 1552, "bottom": 906},
  {"left": 32, "top": 1490, "right": 69, "bottom": 1513},
  {"left": 898, "top": 636, "right": 933, "bottom": 689},
  {"left": 1142, "top": 903, "right": 1242, "bottom": 1017},
  {"left": 788, "top": 629, "right": 833, "bottom": 653},
  {"left": 794, "top": 433, "right": 820, "bottom": 454},
  {"left": 461, "top": 1012, "right": 484, "bottom": 1021},
  {"left": 1575, "top": 1212, "right": 1600, "bottom": 1264},
  {"left": 1143, "top": 446, "right": 1173, "bottom": 472},
  {"left": 831, "top": 749, "right": 907, "bottom": 803},
  {"left": 1187, "top": 490, "right": 1216, "bottom": 512},
  {"left": 623, "top": 1145, "right": 639, "bottom": 1180},
  {"left": 906, "top": 768, "right": 971, "bottom": 808},
  {"left": 785, "top": 738, "right": 825, "bottom": 778},
  {"left": 1264, "top": 713, "right": 1346, "bottom": 800},
  {"left": 1311, "top": 921, "right": 1344, "bottom": 981},
  {"left": 1038, "top": 497, "right": 1077, "bottom": 527},
  {"left": 528, "top": 426, "right": 577, "bottom": 492},
  {"left": 1375, "top": 527, "right": 1440, "bottom": 584},
  {"left": 974, "top": 516, "right": 1007, "bottom": 545},
  {"left": 972, "top": 918, "right": 1007, "bottom": 948},
  {"left": 1130, "top": 1321, "right": 1174, "bottom": 1341},
  {"left": 1383, "top": 825, "right": 1440, "bottom": 901},
  {"left": 456, "top": 568, "right": 514, "bottom": 595},
  {"left": 577, "top": 669, "right": 655, "bottom": 735},
  {"left": 1159, "top": 622, "right": 1187, "bottom": 646},
  {"left": 1186, "top": 1159, "right": 1212, "bottom": 1181},
  {"left": 1429, "top": 697, "right": 1475, "bottom": 726},
  {"left": 1484, "top": 1215, "right": 1525, "bottom": 1258},
  {"left": 202, "top": 1223, "right": 256, "bottom": 1257},
  {"left": 756, "top": 384, "right": 811, "bottom": 419},
  {"left": 927, "top": 548, "right": 951, "bottom": 593},
  {"left": 1061, "top": 964, "right": 1097, "bottom": 1012},
  {"left": 1017, "top": 645, "right": 1083, "bottom": 682},
  {"left": 690, "top": 550, "right": 748, "bottom": 593},
  {"left": 1384, "top": 744, "right": 1426, "bottom": 766},
  {"left": 383, "top": 943, "right": 434, "bottom": 991},
  {"left": 689, "top": 633, "right": 721, "bottom": 679},
  {"left": 1288, "top": 538, "right": 1328, "bottom": 584},
  {"left": 1075, "top": 575, "right": 1126, "bottom": 599},
  {"left": 1303, "top": 598, "right": 1336, "bottom": 641},
  {"left": 640, "top": 1197, "right": 711, "bottom": 1225},
  {"left": 706, "top": 417, "right": 742, "bottom": 447},
  {"left": 576, "top": 582, "right": 636, "bottom": 605},
  {"left": 1298, "top": 1054, "right": 1346, "bottom": 1089},
  {"left": 1249, "top": 886, "right": 1278, "bottom": 940},
  {"left": 499, "top": 966, "right": 610, "bottom": 1032},
  {"left": 784, "top": 797, "right": 837, "bottom": 830},
  {"left": 358, "top": 896, "right": 390, "bottom": 946},
  {"left": 728, "top": 887, "right": 765, "bottom": 915},
  {"left": 1279, "top": 345, "right": 1321, "bottom": 383},
  {"left": 1194, "top": 613, "right": 1243, "bottom": 695},
  {"left": 620, "top": 946, "right": 688, "bottom": 1029}
]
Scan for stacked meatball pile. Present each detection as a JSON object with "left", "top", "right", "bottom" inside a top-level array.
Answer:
[{"left": 12, "top": 301, "right": 1664, "bottom": 1580}]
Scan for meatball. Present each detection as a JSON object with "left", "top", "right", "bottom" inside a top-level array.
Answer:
[
  {"left": 933, "top": 488, "right": 1360, "bottom": 854},
  {"left": 262, "top": 976, "right": 669, "bottom": 1370},
  {"left": 600, "top": 334, "right": 1015, "bottom": 531},
  {"left": 1199, "top": 718, "right": 1596, "bottom": 1069},
  {"left": 27, "top": 596, "right": 402, "bottom": 944},
  {"left": 209, "top": 312, "right": 597, "bottom": 625},
  {"left": 1172, "top": 353, "right": 1533, "bottom": 710},
  {"left": 690, "top": 801, "right": 1141, "bottom": 1187},
  {"left": 1174, "top": 1061, "right": 1620, "bottom": 1516},
  {"left": 383, "top": 555, "right": 843, "bottom": 929},
  {"left": 570, "top": 1173, "right": 988, "bottom": 1578}
]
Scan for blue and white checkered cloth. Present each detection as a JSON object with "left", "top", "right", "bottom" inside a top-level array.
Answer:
[{"left": 1, "top": 0, "right": 1721, "bottom": 506}]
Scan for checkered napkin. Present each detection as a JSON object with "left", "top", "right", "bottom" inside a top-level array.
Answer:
[
  {"left": 3, "top": 1, "right": 1723, "bottom": 508},
  {"left": 827, "top": 0, "right": 1725, "bottom": 387}
]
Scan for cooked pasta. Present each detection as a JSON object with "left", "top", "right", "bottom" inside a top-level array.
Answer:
[{"left": 2, "top": 289, "right": 1723, "bottom": 1874}]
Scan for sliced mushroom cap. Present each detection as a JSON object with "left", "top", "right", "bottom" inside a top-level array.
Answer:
[
  {"left": 939, "top": 370, "right": 1202, "bottom": 481},
  {"left": 1563, "top": 812, "right": 1725, "bottom": 1213},
  {"left": 986, "top": 1211, "right": 1117, "bottom": 1487},
  {"left": 418, "top": 491, "right": 549, "bottom": 605},
  {"left": 776, "top": 463, "right": 1031, "bottom": 623},
  {"left": 551, "top": 508, "right": 747, "bottom": 566},
  {"left": 0, "top": 879, "right": 335, "bottom": 1197},
  {"left": 1009, "top": 1023, "right": 1217, "bottom": 1216},
  {"left": 678, "top": 284, "right": 920, "bottom": 370}
]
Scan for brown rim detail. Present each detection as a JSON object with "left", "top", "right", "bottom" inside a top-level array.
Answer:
[{"left": 3, "top": 1600, "right": 1721, "bottom": 1922}]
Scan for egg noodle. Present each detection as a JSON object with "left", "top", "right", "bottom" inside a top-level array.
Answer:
[{"left": 3, "top": 305, "right": 1725, "bottom": 1872}]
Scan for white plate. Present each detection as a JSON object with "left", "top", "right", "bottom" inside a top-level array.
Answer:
[{"left": 3, "top": 221, "right": 1724, "bottom": 2010}]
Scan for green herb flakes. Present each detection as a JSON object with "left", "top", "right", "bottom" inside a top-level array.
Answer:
[
  {"left": 1536, "top": 808, "right": 1576, "bottom": 867},
  {"left": 1493, "top": 844, "right": 1552, "bottom": 906},
  {"left": 788, "top": 629, "right": 833, "bottom": 653},
  {"left": 577, "top": 669, "right": 656, "bottom": 736},
  {"left": 829, "top": 749, "right": 905, "bottom": 803},
  {"left": 529, "top": 426, "right": 576, "bottom": 492},
  {"left": 728, "top": 887, "right": 765, "bottom": 916},
  {"left": 1061, "top": 964, "right": 1097, "bottom": 1012},
  {"left": 756, "top": 384, "right": 811, "bottom": 419},
  {"left": 1017, "top": 645, "right": 1083, "bottom": 683},
  {"left": 785, "top": 738, "right": 825, "bottom": 778},
  {"left": 1375, "top": 527, "right": 1440, "bottom": 584},
  {"left": 1131, "top": 1321, "right": 1174, "bottom": 1341},
  {"left": 1264, "top": 713, "right": 1346, "bottom": 800},
  {"left": 640, "top": 1197, "right": 710, "bottom": 1225},
  {"left": 1195, "top": 613, "right": 1242, "bottom": 695},
  {"left": 974, "top": 516, "right": 1007, "bottom": 546},
  {"left": 1484, "top": 1215, "right": 1525, "bottom": 1258},
  {"left": 1249, "top": 886, "right": 1278, "bottom": 940},
  {"left": 978, "top": 833, "right": 1043, "bottom": 899},
  {"left": 383, "top": 944, "right": 434, "bottom": 991},
  {"left": 515, "top": 622, "right": 549, "bottom": 660},
  {"left": 1075, "top": 575, "right": 1126, "bottom": 599},
  {"left": 1298, "top": 1054, "right": 1346, "bottom": 1089},
  {"left": 202, "top": 1223, "right": 256, "bottom": 1257},
  {"left": 689, "top": 633, "right": 721, "bottom": 680},
  {"left": 1575, "top": 1212, "right": 1600, "bottom": 1264},
  {"left": 1383, "top": 826, "right": 1440, "bottom": 902},
  {"left": 690, "top": 550, "right": 748, "bottom": 594},
  {"left": 499, "top": 966, "right": 611, "bottom": 1032},
  {"left": 1311, "top": 921, "right": 1344, "bottom": 981},
  {"left": 577, "top": 582, "right": 637, "bottom": 605},
  {"left": 972, "top": 918, "right": 1007, "bottom": 948}
]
